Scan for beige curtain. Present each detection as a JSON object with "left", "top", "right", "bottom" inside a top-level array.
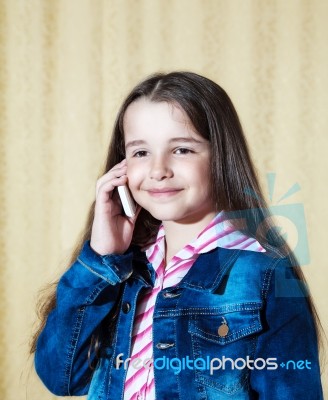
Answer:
[{"left": 1, "top": 0, "right": 327, "bottom": 398}]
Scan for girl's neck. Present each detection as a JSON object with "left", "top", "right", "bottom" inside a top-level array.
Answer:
[{"left": 162, "top": 211, "right": 217, "bottom": 264}]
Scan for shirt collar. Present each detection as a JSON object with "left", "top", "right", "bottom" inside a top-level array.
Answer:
[{"left": 145, "top": 210, "right": 266, "bottom": 263}]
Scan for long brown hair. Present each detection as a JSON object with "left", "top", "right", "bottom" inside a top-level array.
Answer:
[{"left": 30, "top": 71, "right": 325, "bottom": 365}]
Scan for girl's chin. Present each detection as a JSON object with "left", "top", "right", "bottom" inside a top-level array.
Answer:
[
  {"left": 145, "top": 208, "right": 196, "bottom": 224},
  {"left": 147, "top": 211, "right": 180, "bottom": 221},
  {"left": 143, "top": 204, "right": 217, "bottom": 225},
  {"left": 143, "top": 207, "right": 185, "bottom": 222}
]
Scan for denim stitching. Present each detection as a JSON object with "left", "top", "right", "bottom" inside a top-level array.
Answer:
[
  {"left": 261, "top": 257, "right": 282, "bottom": 300},
  {"left": 173, "top": 310, "right": 181, "bottom": 400},
  {"left": 64, "top": 305, "right": 85, "bottom": 395},
  {"left": 189, "top": 317, "right": 202, "bottom": 385},
  {"left": 85, "top": 285, "right": 109, "bottom": 305},
  {"left": 174, "top": 291, "right": 182, "bottom": 400},
  {"left": 158, "top": 302, "right": 262, "bottom": 312},
  {"left": 153, "top": 288, "right": 160, "bottom": 400},
  {"left": 154, "top": 302, "right": 262, "bottom": 317},
  {"left": 64, "top": 283, "right": 107, "bottom": 394},
  {"left": 191, "top": 324, "right": 261, "bottom": 344},
  {"left": 77, "top": 257, "right": 117, "bottom": 285}
]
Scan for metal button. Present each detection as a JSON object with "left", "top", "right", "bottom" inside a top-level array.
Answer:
[
  {"left": 163, "top": 291, "right": 181, "bottom": 298},
  {"left": 122, "top": 302, "right": 131, "bottom": 314},
  {"left": 218, "top": 323, "right": 229, "bottom": 337},
  {"left": 218, "top": 316, "right": 229, "bottom": 337},
  {"left": 218, "top": 324, "right": 229, "bottom": 337},
  {"left": 156, "top": 342, "right": 175, "bottom": 350}
]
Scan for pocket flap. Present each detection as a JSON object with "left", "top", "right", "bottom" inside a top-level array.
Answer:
[{"left": 188, "top": 302, "right": 263, "bottom": 345}]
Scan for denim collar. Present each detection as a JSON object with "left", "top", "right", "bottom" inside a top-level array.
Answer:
[
  {"left": 175, "top": 246, "right": 241, "bottom": 292},
  {"left": 132, "top": 245, "right": 240, "bottom": 293}
]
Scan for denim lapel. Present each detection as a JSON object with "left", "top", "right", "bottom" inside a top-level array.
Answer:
[{"left": 177, "top": 247, "right": 241, "bottom": 292}]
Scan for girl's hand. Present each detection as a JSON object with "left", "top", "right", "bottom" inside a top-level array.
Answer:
[{"left": 90, "top": 159, "right": 140, "bottom": 255}]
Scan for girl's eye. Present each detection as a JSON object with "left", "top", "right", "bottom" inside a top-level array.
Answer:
[
  {"left": 133, "top": 150, "right": 148, "bottom": 158},
  {"left": 174, "top": 147, "right": 194, "bottom": 155}
]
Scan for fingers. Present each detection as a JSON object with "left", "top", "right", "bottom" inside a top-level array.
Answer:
[
  {"left": 96, "top": 159, "right": 127, "bottom": 197},
  {"left": 96, "top": 175, "right": 128, "bottom": 202}
]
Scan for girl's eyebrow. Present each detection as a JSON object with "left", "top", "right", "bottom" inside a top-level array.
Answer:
[
  {"left": 125, "top": 137, "right": 204, "bottom": 149},
  {"left": 170, "top": 137, "right": 204, "bottom": 144},
  {"left": 125, "top": 139, "right": 146, "bottom": 150}
]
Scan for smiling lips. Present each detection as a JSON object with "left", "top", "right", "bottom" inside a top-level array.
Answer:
[{"left": 146, "top": 188, "right": 183, "bottom": 197}]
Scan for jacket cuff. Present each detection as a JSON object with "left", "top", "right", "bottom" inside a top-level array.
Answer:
[{"left": 77, "top": 241, "right": 134, "bottom": 285}]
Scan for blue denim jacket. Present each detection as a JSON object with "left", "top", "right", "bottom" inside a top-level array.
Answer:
[{"left": 35, "top": 241, "right": 323, "bottom": 399}]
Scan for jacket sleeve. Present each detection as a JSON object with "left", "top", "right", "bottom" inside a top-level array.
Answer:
[
  {"left": 34, "top": 241, "right": 134, "bottom": 396},
  {"left": 250, "top": 257, "right": 324, "bottom": 399}
]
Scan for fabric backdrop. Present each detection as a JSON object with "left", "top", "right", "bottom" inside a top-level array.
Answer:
[{"left": 0, "top": 0, "right": 327, "bottom": 399}]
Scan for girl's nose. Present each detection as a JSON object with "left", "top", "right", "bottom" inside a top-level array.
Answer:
[{"left": 149, "top": 156, "right": 173, "bottom": 181}]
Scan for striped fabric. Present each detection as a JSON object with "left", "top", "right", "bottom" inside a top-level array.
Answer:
[{"left": 123, "top": 211, "right": 266, "bottom": 400}]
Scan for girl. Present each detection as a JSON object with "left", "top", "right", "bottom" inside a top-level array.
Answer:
[{"left": 32, "top": 71, "right": 324, "bottom": 399}]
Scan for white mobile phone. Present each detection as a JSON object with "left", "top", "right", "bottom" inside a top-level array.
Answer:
[{"left": 117, "top": 185, "right": 137, "bottom": 217}]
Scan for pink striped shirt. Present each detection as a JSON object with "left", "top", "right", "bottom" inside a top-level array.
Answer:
[{"left": 123, "top": 211, "right": 266, "bottom": 400}]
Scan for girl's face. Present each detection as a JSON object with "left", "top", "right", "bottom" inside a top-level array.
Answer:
[{"left": 123, "top": 99, "right": 216, "bottom": 224}]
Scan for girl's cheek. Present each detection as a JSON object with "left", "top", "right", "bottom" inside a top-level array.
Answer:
[
  {"left": 126, "top": 168, "right": 138, "bottom": 189},
  {"left": 127, "top": 159, "right": 147, "bottom": 190},
  {"left": 125, "top": 158, "right": 133, "bottom": 177}
]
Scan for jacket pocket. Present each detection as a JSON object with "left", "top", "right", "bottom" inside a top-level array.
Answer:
[{"left": 188, "top": 302, "right": 263, "bottom": 395}]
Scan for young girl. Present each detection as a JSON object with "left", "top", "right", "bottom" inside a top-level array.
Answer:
[{"left": 32, "top": 71, "right": 324, "bottom": 399}]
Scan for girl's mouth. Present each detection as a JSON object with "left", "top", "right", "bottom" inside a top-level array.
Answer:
[{"left": 147, "top": 188, "right": 183, "bottom": 197}]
